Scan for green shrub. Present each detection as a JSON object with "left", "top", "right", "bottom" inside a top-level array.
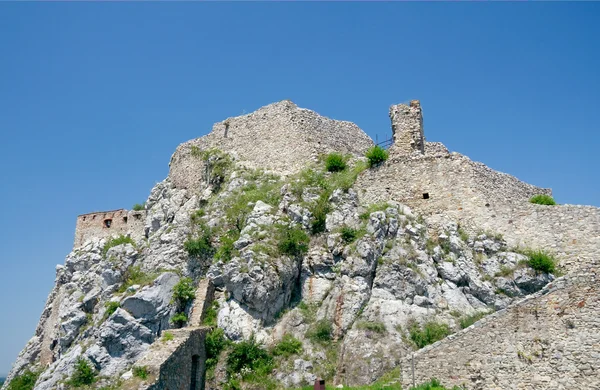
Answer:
[
  {"left": 339, "top": 226, "right": 359, "bottom": 243},
  {"left": 66, "top": 358, "right": 97, "bottom": 387},
  {"left": 459, "top": 311, "right": 489, "bottom": 329},
  {"left": 184, "top": 228, "right": 213, "bottom": 258},
  {"left": 526, "top": 250, "right": 556, "bottom": 274},
  {"left": 410, "top": 378, "right": 462, "bottom": 390},
  {"left": 102, "top": 235, "right": 135, "bottom": 256},
  {"left": 214, "top": 231, "right": 239, "bottom": 262},
  {"left": 365, "top": 146, "right": 389, "bottom": 167},
  {"left": 172, "top": 277, "right": 196, "bottom": 306},
  {"left": 161, "top": 331, "right": 174, "bottom": 342},
  {"left": 325, "top": 153, "right": 347, "bottom": 172},
  {"left": 132, "top": 366, "right": 148, "bottom": 380},
  {"left": 297, "top": 301, "right": 318, "bottom": 323},
  {"left": 409, "top": 321, "right": 451, "bottom": 349},
  {"left": 272, "top": 334, "right": 303, "bottom": 357},
  {"left": 132, "top": 203, "right": 145, "bottom": 211},
  {"left": 202, "top": 301, "right": 220, "bottom": 327},
  {"left": 5, "top": 369, "right": 40, "bottom": 390},
  {"left": 306, "top": 320, "right": 333, "bottom": 344},
  {"left": 359, "top": 202, "right": 391, "bottom": 221},
  {"left": 119, "top": 266, "right": 158, "bottom": 292},
  {"left": 226, "top": 337, "right": 273, "bottom": 378},
  {"left": 118, "top": 266, "right": 158, "bottom": 293},
  {"left": 205, "top": 328, "right": 228, "bottom": 369},
  {"left": 170, "top": 312, "right": 188, "bottom": 327},
  {"left": 529, "top": 194, "right": 556, "bottom": 205},
  {"left": 357, "top": 321, "right": 387, "bottom": 334},
  {"left": 277, "top": 225, "right": 310, "bottom": 257},
  {"left": 310, "top": 192, "right": 332, "bottom": 234},
  {"left": 104, "top": 301, "right": 120, "bottom": 319},
  {"left": 223, "top": 180, "right": 282, "bottom": 233}
]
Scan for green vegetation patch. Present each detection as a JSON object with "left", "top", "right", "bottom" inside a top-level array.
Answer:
[
  {"left": 132, "top": 203, "right": 145, "bottom": 211},
  {"left": 408, "top": 320, "right": 451, "bottom": 349},
  {"left": 66, "top": 358, "right": 97, "bottom": 387},
  {"left": 459, "top": 311, "right": 490, "bottom": 329},
  {"left": 132, "top": 366, "right": 148, "bottom": 380},
  {"left": 170, "top": 312, "right": 188, "bottom": 327},
  {"left": 226, "top": 337, "right": 273, "bottom": 379},
  {"left": 104, "top": 301, "right": 120, "bottom": 319},
  {"left": 359, "top": 202, "right": 391, "bottom": 221},
  {"left": 184, "top": 225, "right": 213, "bottom": 258},
  {"left": 118, "top": 266, "right": 159, "bottom": 293},
  {"left": 102, "top": 235, "right": 135, "bottom": 256},
  {"left": 365, "top": 146, "right": 389, "bottom": 167},
  {"left": 161, "top": 331, "right": 174, "bottom": 342},
  {"left": 357, "top": 321, "right": 387, "bottom": 334},
  {"left": 325, "top": 152, "right": 347, "bottom": 172},
  {"left": 529, "top": 194, "right": 556, "bottom": 205},
  {"left": 277, "top": 225, "right": 310, "bottom": 257},
  {"left": 306, "top": 319, "right": 333, "bottom": 344},
  {"left": 526, "top": 249, "right": 556, "bottom": 274},
  {"left": 271, "top": 334, "right": 303, "bottom": 357},
  {"left": 5, "top": 369, "right": 41, "bottom": 390},
  {"left": 172, "top": 277, "right": 196, "bottom": 306}
]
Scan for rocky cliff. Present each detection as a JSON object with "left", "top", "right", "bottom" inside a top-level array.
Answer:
[{"left": 4, "top": 101, "right": 598, "bottom": 390}]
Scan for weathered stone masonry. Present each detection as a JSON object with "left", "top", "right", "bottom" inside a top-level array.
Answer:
[
  {"left": 400, "top": 263, "right": 600, "bottom": 390},
  {"left": 74, "top": 209, "right": 146, "bottom": 248}
]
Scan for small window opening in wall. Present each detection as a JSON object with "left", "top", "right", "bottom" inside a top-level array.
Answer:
[
  {"left": 104, "top": 219, "right": 112, "bottom": 228},
  {"left": 123, "top": 216, "right": 128, "bottom": 223},
  {"left": 224, "top": 122, "right": 230, "bottom": 138},
  {"left": 92, "top": 215, "right": 96, "bottom": 220},
  {"left": 190, "top": 354, "right": 200, "bottom": 390},
  {"left": 134, "top": 214, "right": 141, "bottom": 220},
  {"left": 422, "top": 193, "right": 430, "bottom": 199},
  {"left": 82, "top": 216, "right": 86, "bottom": 221}
]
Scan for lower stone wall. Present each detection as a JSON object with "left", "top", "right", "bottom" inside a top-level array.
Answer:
[
  {"left": 137, "top": 328, "right": 208, "bottom": 390},
  {"left": 400, "top": 265, "right": 600, "bottom": 390}
]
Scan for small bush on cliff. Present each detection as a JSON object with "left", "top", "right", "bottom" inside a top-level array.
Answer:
[
  {"left": 172, "top": 277, "right": 196, "bottom": 305},
  {"left": 132, "top": 203, "right": 145, "bottom": 211},
  {"left": 104, "top": 301, "right": 120, "bottom": 319},
  {"left": 272, "top": 334, "right": 303, "bottom": 357},
  {"left": 161, "top": 331, "right": 174, "bottom": 342},
  {"left": 526, "top": 250, "right": 556, "bottom": 274},
  {"left": 226, "top": 337, "right": 273, "bottom": 378},
  {"left": 310, "top": 192, "right": 332, "bottom": 234},
  {"left": 184, "top": 228, "right": 213, "bottom": 258},
  {"left": 409, "top": 320, "right": 451, "bottom": 349},
  {"left": 357, "top": 320, "right": 387, "bottom": 334},
  {"left": 277, "top": 225, "right": 309, "bottom": 257},
  {"left": 66, "top": 358, "right": 97, "bottom": 387},
  {"left": 5, "top": 369, "right": 40, "bottom": 390},
  {"left": 459, "top": 311, "right": 490, "bottom": 329},
  {"left": 325, "top": 152, "right": 347, "bottom": 172},
  {"left": 102, "top": 235, "right": 135, "bottom": 256},
  {"left": 132, "top": 366, "right": 148, "bottom": 380},
  {"left": 206, "top": 328, "right": 228, "bottom": 369},
  {"left": 365, "top": 145, "right": 389, "bottom": 167},
  {"left": 529, "top": 194, "right": 556, "bottom": 205},
  {"left": 117, "top": 266, "right": 158, "bottom": 293},
  {"left": 170, "top": 312, "right": 188, "bottom": 327},
  {"left": 339, "top": 226, "right": 363, "bottom": 243},
  {"left": 306, "top": 320, "right": 333, "bottom": 344}
]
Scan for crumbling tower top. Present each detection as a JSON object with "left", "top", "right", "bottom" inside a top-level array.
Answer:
[{"left": 389, "top": 100, "right": 425, "bottom": 155}]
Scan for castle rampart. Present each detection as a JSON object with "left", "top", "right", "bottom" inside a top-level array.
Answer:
[
  {"left": 168, "top": 100, "right": 374, "bottom": 191},
  {"left": 73, "top": 208, "right": 146, "bottom": 248},
  {"left": 389, "top": 100, "right": 425, "bottom": 155},
  {"left": 400, "top": 264, "right": 600, "bottom": 389}
]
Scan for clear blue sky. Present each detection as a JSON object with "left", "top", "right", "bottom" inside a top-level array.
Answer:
[{"left": 1, "top": 2, "right": 599, "bottom": 376}]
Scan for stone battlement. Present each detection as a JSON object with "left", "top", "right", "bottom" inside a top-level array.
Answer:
[{"left": 74, "top": 208, "right": 147, "bottom": 248}]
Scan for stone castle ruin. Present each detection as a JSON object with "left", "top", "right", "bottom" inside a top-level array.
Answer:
[{"left": 6, "top": 99, "right": 599, "bottom": 390}]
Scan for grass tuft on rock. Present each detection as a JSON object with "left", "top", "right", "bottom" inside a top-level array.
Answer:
[
  {"left": 529, "top": 194, "right": 556, "bottom": 205},
  {"left": 325, "top": 152, "right": 347, "bottom": 172},
  {"left": 365, "top": 146, "right": 389, "bottom": 167},
  {"left": 408, "top": 321, "right": 451, "bottom": 349}
]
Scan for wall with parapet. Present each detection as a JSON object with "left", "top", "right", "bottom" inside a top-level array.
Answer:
[
  {"left": 74, "top": 209, "right": 147, "bottom": 248},
  {"left": 400, "top": 263, "right": 600, "bottom": 390},
  {"left": 168, "top": 100, "right": 374, "bottom": 191}
]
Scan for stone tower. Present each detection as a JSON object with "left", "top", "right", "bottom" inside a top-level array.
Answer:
[{"left": 389, "top": 100, "right": 425, "bottom": 155}]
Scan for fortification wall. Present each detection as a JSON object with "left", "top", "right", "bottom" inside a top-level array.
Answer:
[
  {"left": 74, "top": 209, "right": 146, "bottom": 248},
  {"left": 169, "top": 100, "right": 374, "bottom": 190},
  {"left": 400, "top": 265, "right": 600, "bottom": 390},
  {"left": 355, "top": 153, "right": 600, "bottom": 271},
  {"left": 137, "top": 328, "right": 207, "bottom": 390}
]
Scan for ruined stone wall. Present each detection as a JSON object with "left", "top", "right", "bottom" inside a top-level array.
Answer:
[
  {"left": 389, "top": 100, "right": 425, "bottom": 155},
  {"left": 138, "top": 328, "right": 207, "bottom": 390},
  {"left": 73, "top": 209, "right": 147, "bottom": 248},
  {"left": 169, "top": 100, "right": 374, "bottom": 191},
  {"left": 400, "top": 265, "right": 600, "bottom": 390},
  {"left": 355, "top": 152, "right": 600, "bottom": 271}
]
